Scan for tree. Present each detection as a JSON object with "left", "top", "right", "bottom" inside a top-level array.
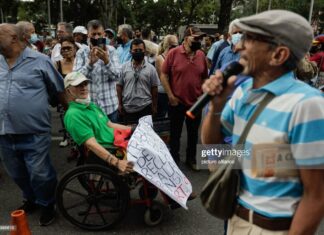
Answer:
[{"left": 218, "top": 0, "right": 234, "bottom": 33}]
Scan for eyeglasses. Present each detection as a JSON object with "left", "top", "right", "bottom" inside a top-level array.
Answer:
[
  {"left": 232, "top": 31, "right": 242, "bottom": 35},
  {"left": 61, "top": 46, "right": 73, "bottom": 52},
  {"left": 241, "top": 33, "right": 278, "bottom": 46}
]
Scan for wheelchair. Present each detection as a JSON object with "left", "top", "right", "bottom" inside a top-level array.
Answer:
[{"left": 56, "top": 118, "right": 173, "bottom": 231}]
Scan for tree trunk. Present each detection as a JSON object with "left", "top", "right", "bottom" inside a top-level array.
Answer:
[{"left": 218, "top": 0, "right": 234, "bottom": 33}]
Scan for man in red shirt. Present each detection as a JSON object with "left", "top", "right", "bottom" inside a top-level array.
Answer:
[{"left": 160, "top": 26, "right": 208, "bottom": 170}]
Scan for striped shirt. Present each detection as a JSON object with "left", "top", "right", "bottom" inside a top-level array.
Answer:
[
  {"left": 221, "top": 71, "right": 324, "bottom": 218},
  {"left": 73, "top": 45, "right": 121, "bottom": 115}
]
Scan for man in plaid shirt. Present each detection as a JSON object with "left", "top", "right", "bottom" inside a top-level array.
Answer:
[{"left": 73, "top": 20, "right": 121, "bottom": 122}]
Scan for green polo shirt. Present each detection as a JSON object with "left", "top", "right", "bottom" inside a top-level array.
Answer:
[{"left": 64, "top": 102, "right": 114, "bottom": 147}]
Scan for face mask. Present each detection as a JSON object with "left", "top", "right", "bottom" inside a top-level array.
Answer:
[
  {"left": 190, "top": 41, "right": 201, "bottom": 51},
  {"left": 132, "top": 51, "right": 145, "bottom": 62},
  {"left": 310, "top": 45, "right": 319, "bottom": 54},
  {"left": 231, "top": 33, "right": 242, "bottom": 46},
  {"left": 28, "top": 33, "right": 38, "bottom": 44},
  {"left": 105, "top": 37, "right": 111, "bottom": 45},
  {"left": 75, "top": 96, "right": 91, "bottom": 106}
]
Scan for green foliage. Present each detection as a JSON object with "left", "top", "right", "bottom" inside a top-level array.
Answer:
[{"left": 0, "top": 0, "right": 322, "bottom": 35}]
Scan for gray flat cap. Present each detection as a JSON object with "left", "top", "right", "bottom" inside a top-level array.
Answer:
[{"left": 234, "top": 10, "right": 313, "bottom": 60}]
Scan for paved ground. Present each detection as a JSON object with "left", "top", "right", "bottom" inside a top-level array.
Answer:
[{"left": 0, "top": 109, "right": 323, "bottom": 235}]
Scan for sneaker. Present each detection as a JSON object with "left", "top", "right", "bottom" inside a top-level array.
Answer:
[
  {"left": 59, "top": 139, "right": 68, "bottom": 147},
  {"left": 17, "top": 200, "right": 39, "bottom": 214},
  {"left": 39, "top": 204, "right": 56, "bottom": 226}
]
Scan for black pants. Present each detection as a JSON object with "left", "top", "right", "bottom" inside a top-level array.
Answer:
[
  {"left": 121, "top": 104, "right": 152, "bottom": 124},
  {"left": 168, "top": 103, "right": 201, "bottom": 164}
]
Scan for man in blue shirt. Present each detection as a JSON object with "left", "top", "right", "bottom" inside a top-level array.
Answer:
[
  {"left": 0, "top": 23, "right": 65, "bottom": 226},
  {"left": 116, "top": 24, "right": 133, "bottom": 64}
]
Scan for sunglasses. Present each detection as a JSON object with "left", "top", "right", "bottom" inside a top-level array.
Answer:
[
  {"left": 241, "top": 33, "right": 278, "bottom": 46},
  {"left": 61, "top": 46, "right": 73, "bottom": 51}
]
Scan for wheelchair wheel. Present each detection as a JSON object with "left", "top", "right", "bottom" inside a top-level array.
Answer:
[
  {"left": 56, "top": 164, "right": 129, "bottom": 231},
  {"left": 143, "top": 201, "right": 164, "bottom": 226}
]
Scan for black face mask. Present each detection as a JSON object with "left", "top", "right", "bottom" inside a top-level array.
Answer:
[
  {"left": 116, "top": 37, "right": 123, "bottom": 45},
  {"left": 132, "top": 51, "right": 145, "bottom": 62},
  {"left": 310, "top": 45, "right": 319, "bottom": 54},
  {"left": 190, "top": 41, "right": 201, "bottom": 51}
]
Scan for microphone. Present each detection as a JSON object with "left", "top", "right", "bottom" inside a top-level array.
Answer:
[{"left": 186, "top": 61, "right": 244, "bottom": 119}]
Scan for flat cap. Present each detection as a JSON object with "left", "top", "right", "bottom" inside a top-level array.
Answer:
[{"left": 234, "top": 10, "right": 313, "bottom": 60}]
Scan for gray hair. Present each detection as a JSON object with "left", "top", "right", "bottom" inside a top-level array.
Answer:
[
  {"left": 57, "top": 22, "right": 73, "bottom": 34},
  {"left": 87, "top": 19, "right": 103, "bottom": 30},
  {"left": 0, "top": 23, "right": 24, "bottom": 43},
  {"left": 16, "top": 21, "right": 34, "bottom": 38},
  {"left": 122, "top": 28, "right": 133, "bottom": 39}
]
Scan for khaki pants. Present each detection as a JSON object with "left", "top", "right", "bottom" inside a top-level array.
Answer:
[{"left": 227, "top": 215, "right": 288, "bottom": 235}]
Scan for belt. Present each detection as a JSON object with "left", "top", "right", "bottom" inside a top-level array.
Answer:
[{"left": 235, "top": 204, "right": 292, "bottom": 231}]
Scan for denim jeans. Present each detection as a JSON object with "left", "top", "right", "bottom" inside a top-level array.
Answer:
[
  {"left": 108, "top": 109, "right": 118, "bottom": 123},
  {"left": 0, "top": 133, "right": 57, "bottom": 206}
]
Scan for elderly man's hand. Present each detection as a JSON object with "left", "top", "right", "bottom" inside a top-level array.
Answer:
[
  {"left": 202, "top": 70, "right": 237, "bottom": 108},
  {"left": 117, "top": 159, "right": 134, "bottom": 173}
]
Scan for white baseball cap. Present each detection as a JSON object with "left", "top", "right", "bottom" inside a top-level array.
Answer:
[
  {"left": 64, "top": 72, "right": 90, "bottom": 88},
  {"left": 73, "top": 26, "right": 87, "bottom": 35}
]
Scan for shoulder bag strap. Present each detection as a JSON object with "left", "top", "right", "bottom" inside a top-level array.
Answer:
[{"left": 237, "top": 92, "right": 275, "bottom": 145}]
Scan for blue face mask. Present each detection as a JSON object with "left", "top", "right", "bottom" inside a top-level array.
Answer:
[
  {"left": 28, "top": 33, "right": 38, "bottom": 44},
  {"left": 105, "top": 37, "right": 111, "bottom": 45},
  {"left": 231, "top": 33, "right": 242, "bottom": 46}
]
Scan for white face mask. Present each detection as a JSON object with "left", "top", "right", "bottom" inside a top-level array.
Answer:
[
  {"left": 75, "top": 95, "right": 91, "bottom": 106},
  {"left": 68, "top": 88, "right": 91, "bottom": 106}
]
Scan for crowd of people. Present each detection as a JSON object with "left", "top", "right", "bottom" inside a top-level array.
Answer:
[{"left": 0, "top": 8, "right": 323, "bottom": 235}]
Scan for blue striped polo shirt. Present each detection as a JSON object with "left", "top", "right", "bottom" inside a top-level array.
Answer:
[{"left": 221, "top": 71, "right": 324, "bottom": 218}]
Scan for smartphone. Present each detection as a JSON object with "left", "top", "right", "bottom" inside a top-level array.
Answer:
[
  {"left": 90, "top": 37, "right": 98, "bottom": 47},
  {"left": 97, "top": 38, "right": 106, "bottom": 49}
]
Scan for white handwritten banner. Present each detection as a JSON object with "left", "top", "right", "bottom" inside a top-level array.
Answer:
[{"left": 127, "top": 115, "right": 192, "bottom": 209}]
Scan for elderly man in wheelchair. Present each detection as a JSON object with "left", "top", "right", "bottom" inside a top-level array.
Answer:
[
  {"left": 57, "top": 72, "right": 194, "bottom": 230},
  {"left": 63, "top": 71, "right": 134, "bottom": 173}
]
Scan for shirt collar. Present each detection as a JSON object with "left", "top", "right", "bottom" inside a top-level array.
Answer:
[
  {"left": 69, "top": 101, "right": 94, "bottom": 110},
  {"left": 254, "top": 71, "right": 295, "bottom": 96},
  {"left": 241, "top": 72, "right": 295, "bottom": 104},
  {"left": 123, "top": 40, "right": 132, "bottom": 48},
  {"left": 22, "top": 47, "right": 38, "bottom": 60}
]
